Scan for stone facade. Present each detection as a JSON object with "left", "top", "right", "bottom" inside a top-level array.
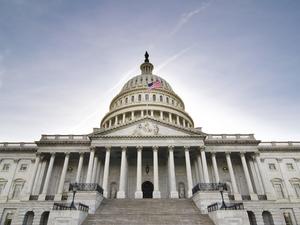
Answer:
[{"left": 0, "top": 54, "right": 299, "bottom": 225}]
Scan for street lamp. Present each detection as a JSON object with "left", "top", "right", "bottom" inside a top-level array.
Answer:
[
  {"left": 219, "top": 184, "right": 227, "bottom": 209},
  {"left": 70, "top": 183, "right": 78, "bottom": 209}
]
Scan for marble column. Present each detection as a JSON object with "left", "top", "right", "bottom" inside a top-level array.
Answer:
[
  {"left": 184, "top": 146, "right": 193, "bottom": 198},
  {"left": 255, "top": 153, "right": 275, "bottom": 200},
  {"left": 278, "top": 159, "right": 295, "bottom": 200},
  {"left": 115, "top": 116, "right": 118, "bottom": 126},
  {"left": 117, "top": 146, "right": 127, "bottom": 198},
  {"left": 109, "top": 119, "right": 112, "bottom": 127},
  {"left": 160, "top": 111, "right": 163, "bottom": 120},
  {"left": 75, "top": 153, "right": 84, "bottom": 183},
  {"left": 135, "top": 146, "right": 143, "bottom": 198},
  {"left": 122, "top": 113, "right": 126, "bottom": 123},
  {"left": 177, "top": 116, "right": 180, "bottom": 125},
  {"left": 151, "top": 110, "right": 154, "bottom": 117},
  {"left": 153, "top": 146, "right": 161, "bottom": 198},
  {"left": 169, "top": 113, "right": 172, "bottom": 123},
  {"left": 200, "top": 147, "right": 210, "bottom": 183},
  {"left": 131, "top": 111, "right": 134, "bottom": 120},
  {"left": 102, "top": 147, "right": 111, "bottom": 198},
  {"left": 225, "top": 152, "right": 241, "bottom": 200},
  {"left": 240, "top": 152, "right": 258, "bottom": 200},
  {"left": 86, "top": 147, "right": 95, "bottom": 183},
  {"left": 91, "top": 156, "right": 98, "bottom": 183},
  {"left": 26, "top": 153, "right": 40, "bottom": 196},
  {"left": 96, "top": 160, "right": 102, "bottom": 184},
  {"left": 39, "top": 153, "right": 55, "bottom": 200},
  {"left": 211, "top": 153, "right": 220, "bottom": 183},
  {"left": 183, "top": 119, "right": 186, "bottom": 127},
  {"left": 55, "top": 153, "right": 70, "bottom": 200},
  {"left": 197, "top": 154, "right": 204, "bottom": 183},
  {"left": 168, "top": 146, "right": 179, "bottom": 198}
]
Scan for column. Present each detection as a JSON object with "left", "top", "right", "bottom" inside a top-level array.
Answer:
[
  {"left": 176, "top": 116, "right": 180, "bottom": 125},
  {"left": 135, "top": 146, "right": 143, "bottom": 198},
  {"left": 193, "top": 160, "right": 200, "bottom": 183},
  {"left": 109, "top": 119, "right": 112, "bottom": 127},
  {"left": 102, "top": 147, "right": 111, "bottom": 198},
  {"left": 122, "top": 113, "right": 126, "bottom": 123},
  {"left": 151, "top": 110, "right": 154, "bottom": 117},
  {"left": 197, "top": 154, "right": 204, "bottom": 182},
  {"left": 200, "top": 147, "right": 210, "bottom": 183},
  {"left": 168, "top": 146, "right": 179, "bottom": 198},
  {"left": 26, "top": 153, "right": 40, "bottom": 197},
  {"left": 255, "top": 153, "right": 275, "bottom": 200},
  {"left": 39, "top": 153, "right": 55, "bottom": 200},
  {"left": 225, "top": 152, "right": 241, "bottom": 200},
  {"left": 117, "top": 147, "right": 127, "bottom": 198},
  {"left": 240, "top": 152, "right": 258, "bottom": 200},
  {"left": 160, "top": 111, "right": 163, "bottom": 120},
  {"left": 131, "top": 111, "right": 134, "bottom": 120},
  {"left": 141, "top": 110, "right": 144, "bottom": 117},
  {"left": 278, "top": 159, "right": 295, "bottom": 200},
  {"left": 55, "top": 153, "right": 70, "bottom": 200},
  {"left": 75, "top": 153, "right": 84, "bottom": 183},
  {"left": 211, "top": 153, "right": 220, "bottom": 183},
  {"left": 183, "top": 119, "right": 186, "bottom": 127},
  {"left": 153, "top": 146, "right": 161, "bottom": 198},
  {"left": 169, "top": 113, "right": 172, "bottom": 123},
  {"left": 91, "top": 156, "right": 98, "bottom": 183},
  {"left": 184, "top": 146, "right": 193, "bottom": 198},
  {"left": 115, "top": 115, "right": 118, "bottom": 125},
  {"left": 86, "top": 147, "right": 95, "bottom": 183},
  {"left": 96, "top": 159, "right": 102, "bottom": 184}
]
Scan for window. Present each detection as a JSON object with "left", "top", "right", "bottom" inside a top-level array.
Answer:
[
  {"left": 293, "top": 183, "right": 300, "bottom": 197},
  {"left": 2, "top": 163, "right": 10, "bottom": 171},
  {"left": 283, "top": 212, "right": 294, "bottom": 225},
  {"left": 138, "top": 94, "right": 141, "bottom": 102},
  {"left": 274, "top": 183, "right": 284, "bottom": 199},
  {"left": 287, "top": 163, "right": 294, "bottom": 170},
  {"left": 131, "top": 96, "right": 134, "bottom": 102},
  {"left": 269, "top": 163, "right": 276, "bottom": 170},
  {"left": 19, "top": 164, "right": 28, "bottom": 171},
  {"left": 160, "top": 95, "right": 163, "bottom": 102},
  {"left": 125, "top": 97, "right": 128, "bottom": 104},
  {"left": 166, "top": 97, "right": 169, "bottom": 104},
  {"left": 172, "top": 99, "right": 174, "bottom": 105},
  {"left": 145, "top": 94, "right": 149, "bottom": 101},
  {"left": 12, "top": 184, "right": 22, "bottom": 199},
  {"left": 153, "top": 94, "right": 156, "bottom": 101},
  {"left": 0, "top": 180, "right": 7, "bottom": 194}
]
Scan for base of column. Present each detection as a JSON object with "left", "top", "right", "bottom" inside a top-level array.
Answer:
[
  {"left": 153, "top": 191, "right": 161, "bottom": 199},
  {"left": 169, "top": 191, "right": 179, "bottom": 199},
  {"left": 266, "top": 193, "right": 276, "bottom": 200},
  {"left": 38, "top": 194, "right": 46, "bottom": 201},
  {"left": 233, "top": 193, "right": 242, "bottom": 201},
  {"left": 250, "top": 193, "right": 258, "bottom": 200},
  {"left": 135, "top": 191, "right": 143, "bottom": 199},
  {"left": 54, "top": 194, "right": 62, "bottom": 201},
  {"left": 103, "top": 191, "right": 109, "bottom": 198},
  {"left": 21, "top": 194, "right": 30, "bottom": 201},
  {"left": 187, "top": 190, "right": 193, "bottom": 198},
  {"left": 117, "top": 191, "right": 126, "bottom": 199}
]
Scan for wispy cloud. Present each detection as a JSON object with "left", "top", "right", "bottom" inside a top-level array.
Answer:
[
  {"left": 169, "top": 1, "right": 211, "bottom": 36},
  {"left": 0, "top": 54, "right": 5, "bottom": 89}
]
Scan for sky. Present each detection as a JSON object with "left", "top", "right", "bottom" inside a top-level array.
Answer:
[{"left": 0, "top": 0, "right": 299, "bottom": 142}]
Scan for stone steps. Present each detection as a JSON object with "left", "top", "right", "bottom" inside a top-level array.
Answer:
[{"left": 83, "top": 199, "right": 215, "bottom": 225}]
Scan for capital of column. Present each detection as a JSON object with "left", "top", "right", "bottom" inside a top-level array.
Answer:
[
  {"left": 225, "top": 151, "right": 231, "bottom": 156},
  {"left": 153, "top": 146, "right": 159, "bottom": 151},
  {"left": 121, "top": 146, "right": 127, "bottom": 151},
  {"left": 50, "top": 152, "right": 56, "bottom": 157},
  {"left": 168, "top": 145, "right": 174, "bottom": 151},
  {"left": 239, "top": 152, "right": 245, "bottom": 157},
  {"left": 105, "top": 146, "right": 111, "bottom": 151},
  {"left": 79, "top": 152, "right": 85, "bottom": 156},
  {"left": 136, "top": 146, "right": 143, "bottom": 151},
  {"left": 90, "top": 146, "right": 96, "bottom": 152},
  {"left": 211, "top": 152, "right": 216, "bottom": 157},
  {"left": 64, "top": 152, "right": 70, "bottom": 156},
  {"left": 184, "top": 146, "right": 190, "bottom": 151},
  {"left": 199, "top": 146, "right": 205, "bottom": 151}
]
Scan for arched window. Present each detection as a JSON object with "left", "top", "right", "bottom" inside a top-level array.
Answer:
[
  {"left": 247, "top": 211, "right": 257, "bottom": 225},
  {"left": 0, "top": 178, "right": 7, "bottom": 194},
  {"left": 145, "top": 94, "right": 149, "bottom": 101},
  {"left": 160, "top": 95, "right": 163, "bottom": 102},
  {"left": 138, "top": 94, "right": 141, "bottom": 102},
  {"left": 153, "top": 94, "right": 156, "bottom": 101},
  {"left": 172, "top": 99, "right": 174, "bottom": 105},
  {"left": 289, "top": 178, "right": 300, "bottom": 198},
  {"left": 39, "top": 211, "right": 49, "bottom": 225},
  {"left": 166, "top": 97, "right": 169, "bottom": 104},
  {"left": 22, "top": 211, "right": 34, "bottom": 225},
  {"left": 11, "top": 178, "right": 25, "bottom": 199},
  {"left": 125, "top": 97, "right": 128, "bottom": 104},
  {"left": 131, "top": 96, "right": 134, "bottom": 102},
  {"left": 262, "top": 211, "right": 274, "bottom": 225}
]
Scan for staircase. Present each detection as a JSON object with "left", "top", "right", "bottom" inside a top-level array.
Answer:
[{"left": 83, "top": 199, "right": 215, "bottom": 225}]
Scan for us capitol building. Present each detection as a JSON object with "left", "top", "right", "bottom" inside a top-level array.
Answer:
[{"left": 0, "top": 53, "right": 300, "bottom": 225}]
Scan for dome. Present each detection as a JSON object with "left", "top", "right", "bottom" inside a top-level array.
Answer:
[{"left": 100, "top": 52, "right": 194, "bottom": 129}]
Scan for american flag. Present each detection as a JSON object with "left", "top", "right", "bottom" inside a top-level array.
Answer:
[{"left": 147, "top": 80, "right": 162, "bottom": 91}]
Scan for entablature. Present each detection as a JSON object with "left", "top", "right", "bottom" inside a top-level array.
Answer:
[{"left": 258, "top": 142, "right": 300, "bottom": 151}]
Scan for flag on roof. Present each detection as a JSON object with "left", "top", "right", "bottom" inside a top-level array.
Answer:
[{"left": 147, "top": 80, "right": 161, "bottom": 91}]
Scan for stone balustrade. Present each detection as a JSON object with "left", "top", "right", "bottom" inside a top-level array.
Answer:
[
  {"left": 0, "top": 142, "right": 37, "bottom": 149},
  {"left": 40, "top": 135, "right": 89, "bottom": 140},
  {"left": 206, "top": 134, "right": 255, "bottom": 140}
]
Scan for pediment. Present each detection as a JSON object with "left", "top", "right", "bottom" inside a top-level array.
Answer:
[{"left": 91, "top": 118, "right": 204, "bottom": 137}]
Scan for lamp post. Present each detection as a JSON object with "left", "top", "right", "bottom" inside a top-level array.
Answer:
[
  {"left": 219, "top": 184, "right": 227, "bottom": 209},
  {"left": 70, "top": 183, "right": 78, "bottom": 209}
]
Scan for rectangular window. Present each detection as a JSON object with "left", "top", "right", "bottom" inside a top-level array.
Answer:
[
  {"left": 0, "top": 183, "right": 6, "bottom": 194},
  {"left": 19, "top": 164, "right": 28, "bottom": 171},
  {"left": 274, "top": 184, "right": 284, "bottom": 199},
  {"left": 293, "top": 184, "right": 300, "bottom": 198},
  {"left": 269, "top": 163, "right": 276, "bottom": 170},
  {"left": 286, "top": 163, "right": 294, "bottom": 170},
  {"left": 12, "top": 184, "right": 22, "bottom": 199},
  {"left": 2, "top": 164, "right": 10, "bottom": 171}
]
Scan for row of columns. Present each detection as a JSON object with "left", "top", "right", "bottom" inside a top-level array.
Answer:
[
  {"left": 104, "top": 110, "right": 192, "bottom": 129},
  {"left": 27, "top": 148, "right": 266, "bottom": 201}
]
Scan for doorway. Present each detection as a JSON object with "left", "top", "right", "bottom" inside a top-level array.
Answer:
[{"left": 142, "top": 181, "right": 153, "bottom": 198}]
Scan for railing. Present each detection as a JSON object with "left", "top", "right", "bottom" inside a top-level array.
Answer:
[
  {"left": 192, "top": 183, "right": 227, "bottom": 194},
  {"left": 228, "top": 195, "right": 234, "bottom": 200},
  {"left": 41, "top": 135, "right": 89, "bottom": 141},
  {"left": 206, "top": 134, "right": 255, "bottom": 140},
  {"left": 259, "top": 142, "right": 300, "bottom": 148},
  {"left": 242, "top": 195, "right": 251, "bottom": 201},
  {"left": 69, "top": 183, "right": 103, "bottom": 195},
  {"left": 62, "top": 194, "right": 68, "bottom": 201},
  {"left": 29, "top": 195, "right": 39, "bottom": 200},
  {"left": 0, "top": 142, "right": 37, "bottom": 149},
  {"left": 53, "top": 203, "right": 89, "bottom": 212},
  {"left": 258, "top": 195, "right": 267, "bottom": 200},
  {"left": 207, "top": 202, "right": 244, "bottom": 212},
  {"left": 45, "top": 195, "right": 55, "bottom": 201}
]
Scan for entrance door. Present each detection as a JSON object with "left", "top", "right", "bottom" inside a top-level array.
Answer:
[{"left": 142, "top": 181, "right": 153, "bottom": 198}]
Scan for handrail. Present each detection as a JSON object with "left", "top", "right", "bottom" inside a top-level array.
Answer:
[
  {"left": 192, "top": 183, "right": 227, "bottom": 194},
  {"left": 69, "top": 183, "right": 103, "bottom": 195}
]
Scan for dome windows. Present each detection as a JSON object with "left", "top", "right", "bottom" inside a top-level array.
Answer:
[
  {"left": 145, "top": 94, "right": 149, "bottom": 101},
  {"left": 138, "top": 94, "right": 142, "bottom": 102},
  {"left": 125, "top": 97, "right": 128, "bottom": 104},
  {"left": 153, "top": 94, "right": 156, "bottom": 101},
  {"left": 166, "top": 97, "right": 169, "bottom": 104},
  {"left": 131, "top": 96, "right": 134, "bottom": 102},
  {"left": 160, "top": 95, "right": 163, "bottom": 102}
]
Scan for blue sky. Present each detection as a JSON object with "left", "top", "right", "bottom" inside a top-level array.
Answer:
[{"left": 0, "top": 0, "right": 299, "bottom": 141}]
